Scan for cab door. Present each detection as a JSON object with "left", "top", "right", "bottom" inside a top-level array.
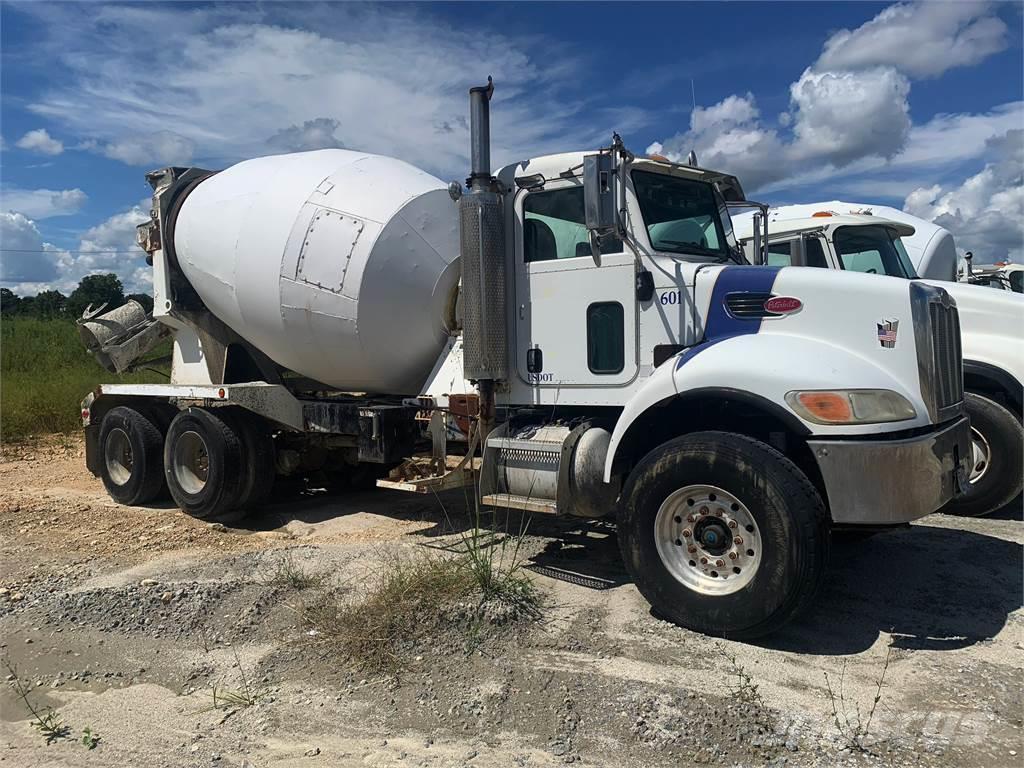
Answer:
[{"left": 513, "top": 180, "right": 638, "bottom": 388}]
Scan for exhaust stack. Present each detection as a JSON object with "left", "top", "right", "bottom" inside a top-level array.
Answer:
[{"left": 459, "top": 77, "right": 508, "bottom": 436}]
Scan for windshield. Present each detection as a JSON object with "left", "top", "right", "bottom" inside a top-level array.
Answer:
[
  {"left": 834, "top": 225, "right": 917, "bottom": 278},
  {"left": 632, "top": 170, "right": 730, "bottom": 261}
]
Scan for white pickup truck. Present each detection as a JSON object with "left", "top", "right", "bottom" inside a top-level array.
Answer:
[{"left": 733, "top": 206, "right": 1023, "bottom": 516}]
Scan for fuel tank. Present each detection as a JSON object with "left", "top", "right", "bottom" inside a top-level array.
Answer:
[{"left": 173, "top": 149, "right": 460, "bottom": 394}]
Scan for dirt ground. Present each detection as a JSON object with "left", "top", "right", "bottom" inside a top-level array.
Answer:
[{"left": 0, "top": 436, "right": 1021, "bottom": 768}]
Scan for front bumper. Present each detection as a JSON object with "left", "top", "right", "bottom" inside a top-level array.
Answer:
[{"left": 808, "top": 415, "right": 971, "bottom": 525}]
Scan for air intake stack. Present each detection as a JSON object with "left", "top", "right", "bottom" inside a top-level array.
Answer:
[{"left": 459, "top": 77, "right": 507, "bottom": 437}]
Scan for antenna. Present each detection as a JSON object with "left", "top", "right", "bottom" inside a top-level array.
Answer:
[{"left": 690, "top": 78, "right": 697, "bottom": 115}]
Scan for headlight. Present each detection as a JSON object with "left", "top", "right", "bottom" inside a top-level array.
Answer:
[{"left": 785, "top": 389, "right": 917, "bottom": 425}]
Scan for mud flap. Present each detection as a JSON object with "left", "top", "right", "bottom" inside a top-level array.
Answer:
[{"left": 84, "top": 424, "right": 103, "bottom": 477}]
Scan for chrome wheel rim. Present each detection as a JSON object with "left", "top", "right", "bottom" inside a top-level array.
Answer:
[
  {"left": 967, "top": 426, "right": 991, "bottom": 484},
  {"left": 654, "top": 484, "right": 762, "bottom": 596},
  {"left": 104, "top": 428, "right": 133, "bottom": 486},
  {"left": 173, "top": 430, "right": 210, "bottom": 495}
]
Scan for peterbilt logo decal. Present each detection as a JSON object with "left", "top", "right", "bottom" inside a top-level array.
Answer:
[
  {"left": 877, "top": 319, "right": 899, "bottom": 348},
  {"left": 763, "top": 296, "right": 802, "bottom": 315}
]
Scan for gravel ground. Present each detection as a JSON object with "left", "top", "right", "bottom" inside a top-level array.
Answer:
[{"left": 0, "top": 436, "right": 1020, "bottom": 767}]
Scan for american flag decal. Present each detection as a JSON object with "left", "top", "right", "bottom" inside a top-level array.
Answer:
[{"left": 877, "top": 319, "right": 899, "bottom": 348}]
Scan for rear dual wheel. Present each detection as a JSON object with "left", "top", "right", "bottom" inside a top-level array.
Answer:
[
  {"left": 98, "top": 406, "right": 167, "bottom": 505},
  {"left": 163, "top": 407, "right": 275, "bottom": 523}
]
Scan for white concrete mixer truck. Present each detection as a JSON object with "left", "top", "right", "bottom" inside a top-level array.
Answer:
[{"left": 80, "top": 78, "right": 972, "bottom": 639}]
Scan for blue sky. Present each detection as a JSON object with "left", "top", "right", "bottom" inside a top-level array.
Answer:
[{"left": 1, "top": 1, "right": 1022, "bottom": 295}]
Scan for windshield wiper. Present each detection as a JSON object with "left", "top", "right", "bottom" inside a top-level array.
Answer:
[{"left": 656, "top": 239, "right": 730, "bottom": 261}]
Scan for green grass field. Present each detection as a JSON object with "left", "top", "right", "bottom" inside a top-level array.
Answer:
[{"left": 1, "top": 318, "right": 170, "bottom": 441}]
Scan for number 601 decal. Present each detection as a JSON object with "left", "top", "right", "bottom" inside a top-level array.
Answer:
[{"left": 659, "top": 290, "right": 682, "bottom": 306}]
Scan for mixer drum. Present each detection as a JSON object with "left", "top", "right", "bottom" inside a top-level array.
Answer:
[{"left": 173, "top": 149, "right": 461, "bottom": 394}]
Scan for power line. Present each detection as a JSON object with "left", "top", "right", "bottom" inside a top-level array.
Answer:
[{"left": 0, "top": 248, "right": 141, "bottom": 254}]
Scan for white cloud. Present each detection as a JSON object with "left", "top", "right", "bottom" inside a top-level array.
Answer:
[
  {"left": 648, "top": 67, "right": 911, "bottom": 191},
  {"left": 756, "top": 101, "right": 1024, "bottom": 195},
  {"left": 0, "top": 187, "right": 87, "bottom": 219},
  {"left": 15, "top": 128, "right": 64, "bottom": 155},
  {"left": 903, "top": 129, "right": 1023, "bottom": 263},
  {"left": 0, "top": 212, "right": 61, "bottom": 283},
  {"left": 20, "top": 3, "right": 644, "bottom": 177},
  {"left": 816, "top": 1, "right": 1008, "bottom": 79},
  {"left": 788, "top": 67, "right": 910, "bottom": 165},
  {"left": 267, "top": 118, "right": 345, "bottom": 153},
  {"left": 98, "top": 132, "right": 196, "bottom": 166},
  {"left": 1, "top": 202, "right": 152, "bottom": 295},
  {"left": 645, "top": 1, "right": 1013, "bottom": 196},
  {"left": 74, "top": 204, "right": 150, "bottom": 276}
]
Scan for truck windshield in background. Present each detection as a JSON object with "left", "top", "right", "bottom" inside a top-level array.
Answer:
[
  {"left": 632, "top": 171, "right": 730, "bottom": 261},
  {"left": 834, "top": 225, "right": 917, "bottom": 279}
]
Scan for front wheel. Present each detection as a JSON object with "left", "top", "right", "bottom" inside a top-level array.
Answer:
[
  {"left": 618, "top": 431, "right": 830, "bottom": 639},
  {"left": 942, "top": 392, "right": 1023, "bottom": 517}
]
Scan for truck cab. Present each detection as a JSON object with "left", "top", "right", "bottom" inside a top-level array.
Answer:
[
  {"left": 427, "top": 120, "right": 973, "bottom": 637},
  {"left": 732, "top": 208, "right": 1023, "bottom": 516}
]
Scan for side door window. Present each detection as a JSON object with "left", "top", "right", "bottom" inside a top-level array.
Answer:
[
  {"left": 804, "top": 237, "right": 828, "bottom": 268},
  {"left": 1009, "top": 271, "right": 1023, "bottom": 293},
  {"left": 766, "top": 241, "right": 794, "bottom": 267},
  {"left": 524, "top": 187, "right": 622, "bottom": 262}
]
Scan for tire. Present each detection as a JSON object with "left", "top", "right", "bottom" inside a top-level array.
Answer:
[
  {"left": 219, "top": 407, "right": 276, "bottom": 520},
  {"left": 942, "top": 392, "right": 1023, "bottom": 517},
  {"left": 618, "top": 431, "right": 830, "bottom": 640},
  {"left": 98, "top": 406, "right": 166, "bottom": 505},
  {"left": 163, "top": 407, "right": 244, "bottom": 521}
]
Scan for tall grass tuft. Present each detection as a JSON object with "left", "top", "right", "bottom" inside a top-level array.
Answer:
[
  {"left": 1, "top": 318, "right": 170, "bottom": 441},
  {"left": 301, "top": 542, "right": 542, "bottom": 674}
]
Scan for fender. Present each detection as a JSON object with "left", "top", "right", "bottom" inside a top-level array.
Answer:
[
  {"left": 964, "top": 359, "right": 1023, "bottom": 412},
  {"left": 603, "top": 333, "right": 931, "bottom": 481}
]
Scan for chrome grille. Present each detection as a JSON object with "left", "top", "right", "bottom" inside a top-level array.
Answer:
[
  {"left": 725, "top": 292, "right": 773, "bottom": 318},
  {"left": 929, "top": 302, "right": 964, "bottom": 411},
  {"left": 910, "top": 282, "right": 964, "bottom": 422}
]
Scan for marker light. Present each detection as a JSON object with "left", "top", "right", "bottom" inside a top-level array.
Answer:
[
  {"left": 811, "top": 211, "right": 833, "bottom": 218},
  {"left": 785, "top": 389, "right": 916, "bottom": 425}
]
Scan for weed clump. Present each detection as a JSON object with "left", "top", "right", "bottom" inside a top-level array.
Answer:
[
  {"left": 261, "top": 550, "right": 322, "bottom": 591},
  {"left": 301, "top": 541, "right": 542, "bottom": 673}
]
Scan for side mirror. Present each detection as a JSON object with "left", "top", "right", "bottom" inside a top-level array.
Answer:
[
  {"left": 588, "top": 231, "right": 603, "bottom": 266},
  {"left": 583, "top": 154, "right": 616, "bottom": 232}
]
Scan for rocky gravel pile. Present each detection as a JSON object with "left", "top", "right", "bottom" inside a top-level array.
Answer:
[{"left": 41, "top": 580, "right": 244, "bottom": 640}]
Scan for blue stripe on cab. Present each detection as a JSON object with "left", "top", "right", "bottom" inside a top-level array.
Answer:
[{"left": 676, "top": 266, "right": 781, "bottom": 371}]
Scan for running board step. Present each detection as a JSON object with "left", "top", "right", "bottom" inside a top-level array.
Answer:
[{"left": 481, "top": 493, "right": 557, "bottom": 515}]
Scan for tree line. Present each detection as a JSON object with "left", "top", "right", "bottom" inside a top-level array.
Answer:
[{"left": 1, "top": 274, "right": 154, "bottom": 320}]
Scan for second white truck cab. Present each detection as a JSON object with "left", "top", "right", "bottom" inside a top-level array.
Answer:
[{"left": 733, "top": 207, "right": 1024, "bottom": 516}]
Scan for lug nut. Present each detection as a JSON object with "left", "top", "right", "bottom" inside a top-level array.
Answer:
[
  {"left": 687, "top": 514, "right": 696, "bottom": 523},
  {"left": 733, "top": 537, "right": 743, "bottom": 545},
  {"left": 728, "top": 520, "right": 737, "bottom": 529},
  {"left": 714, "top": 509, "right": 724, "bottom": 517},
  {"left": 729, "top": 552, "right": 738, "bottom": 560},
  {"left": 700, "top": 557, "right": 708, "bottom": 565},
  {"left": 687, "top": 546, "right": 697, "bottom": 554},
  {"left": 716, "top": 559, "right": 725, "bottom": 567},
  {"left": 699, "top": 506, "right": 710, "bottom": 515},
  {"left": 682, "top": 529, "right": 692, "bottom": 538}
]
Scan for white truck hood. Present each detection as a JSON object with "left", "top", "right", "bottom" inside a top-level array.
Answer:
[{"left": 923, "top": 279, "right": 1024, "bottom": 386}]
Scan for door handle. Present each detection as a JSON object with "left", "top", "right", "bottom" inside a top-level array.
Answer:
[{"left": 527, "top": 346, "right": 543, "bottom": 374}]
